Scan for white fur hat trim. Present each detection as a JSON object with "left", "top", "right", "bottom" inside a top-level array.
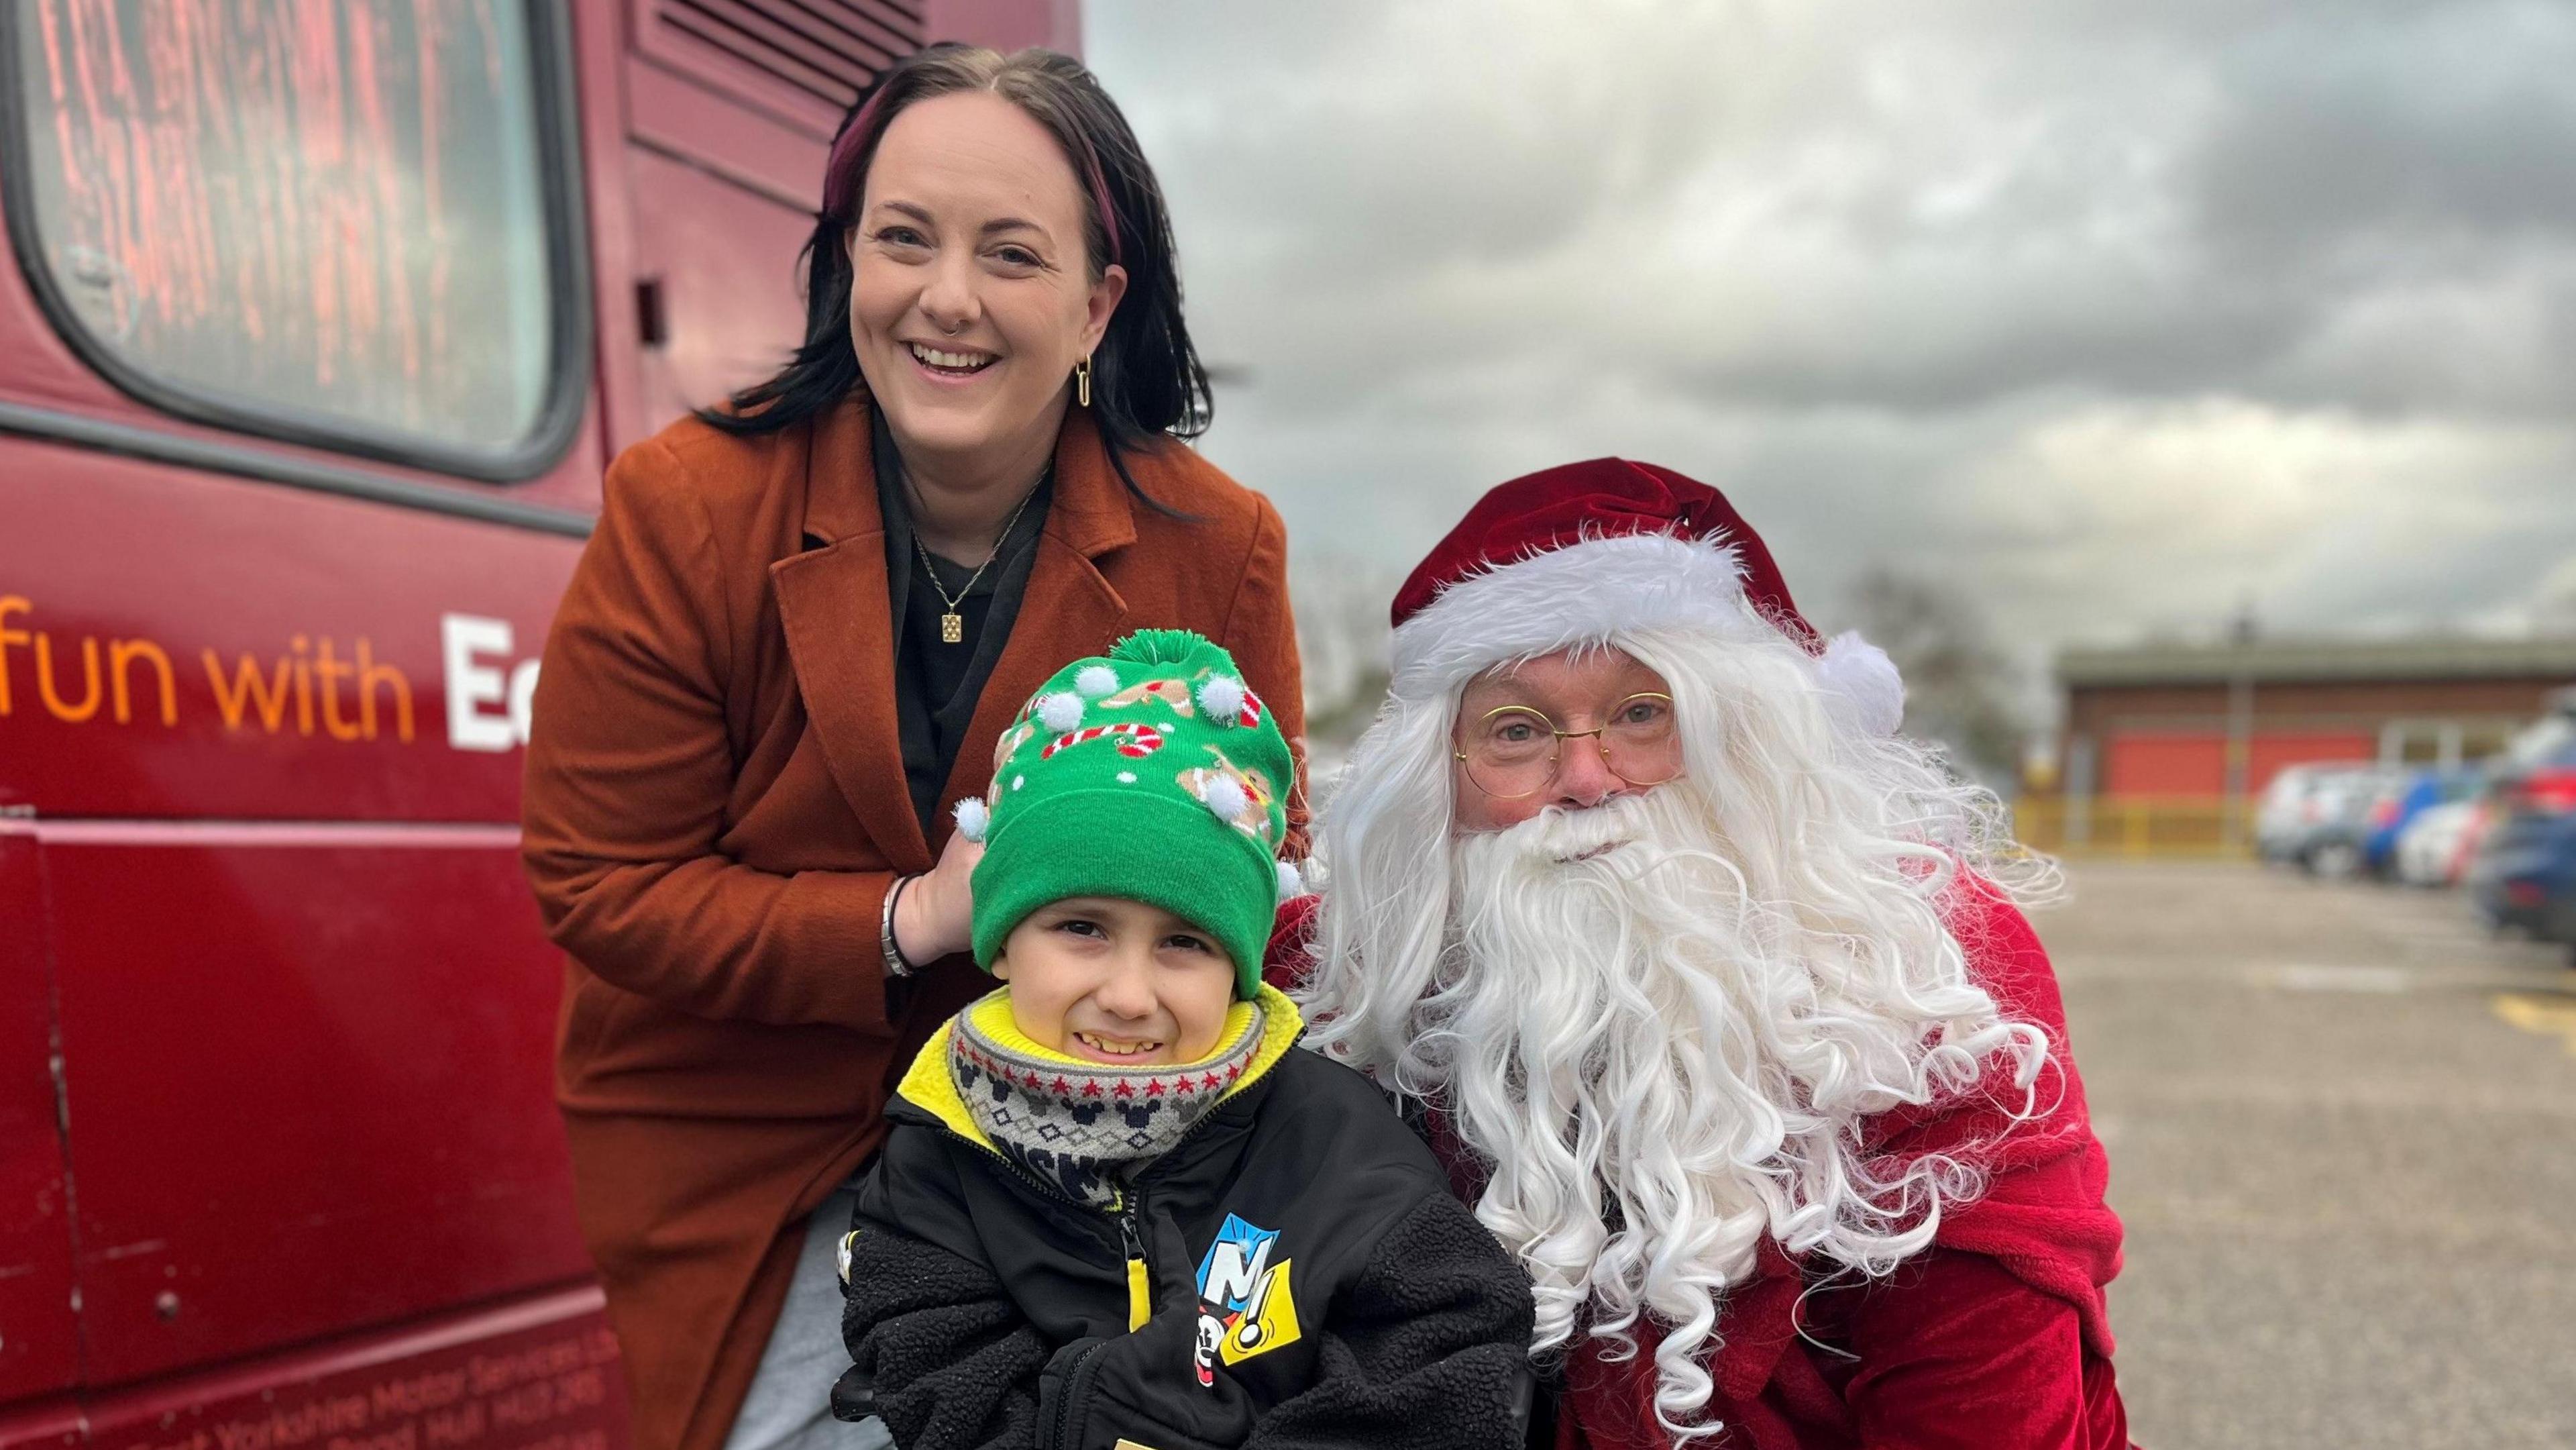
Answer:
[
  {"left": 1392, "top": 531, "right": 1754, "bottom": 692},
  {"left": 1389, "top": 530, "right": 1906, "bottom": 735}
]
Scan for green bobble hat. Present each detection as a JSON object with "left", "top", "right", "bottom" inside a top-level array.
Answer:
[{"left": 959, "top": 629, "right": 1298, "bottom": 998}]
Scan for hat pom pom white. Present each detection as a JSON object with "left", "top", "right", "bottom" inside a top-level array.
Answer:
[
  {"left": 1276, "top": 859, "right": 1305, "bottom": 902},
  {"left": 1195, "top": 674, "right": 1247, "bottom": 725},
  {"left": 953, "top": 796, "right": 990, "bottom": 843},
  {"left": 1074, "top": 664, "right": 1119, "bottom": 698},
  {"left": 1036, "top": 691, "right": 1085, "bottom": 732},
  {"left": 1816, "top": 631, "right": 1905, "bottom": 736},
  {"left": 1198, "top": 774, "right": 1248, "bottom": 823}
]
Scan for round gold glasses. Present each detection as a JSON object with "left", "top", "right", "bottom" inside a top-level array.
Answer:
[{"left": 1452, "top": 692, "right": 1682, "bottom": 800}]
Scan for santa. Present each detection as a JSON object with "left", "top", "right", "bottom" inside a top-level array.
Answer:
[{"left": 1278, "top": 460, "right": 2130, "bottom": 1449}]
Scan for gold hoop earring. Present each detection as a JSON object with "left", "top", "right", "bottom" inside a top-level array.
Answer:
[{"left": 1075, "top": 356, "right": 1093, "bottom": 409}]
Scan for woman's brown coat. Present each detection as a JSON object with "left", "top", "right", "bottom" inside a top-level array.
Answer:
[{"left": 520, "top": 398, "right": 1302, "bottom": 1450}]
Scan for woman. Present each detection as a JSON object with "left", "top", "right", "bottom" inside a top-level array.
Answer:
[{"left": 521, "top": 46, "right": 1302, "bottom": 1450}]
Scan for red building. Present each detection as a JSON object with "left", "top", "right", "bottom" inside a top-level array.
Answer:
[{"left": 2057, "top": 635, "right": 2576, "bottom": 804}]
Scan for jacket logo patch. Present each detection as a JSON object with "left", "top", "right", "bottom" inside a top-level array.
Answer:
[{"left": 1191, "top": 1212, "right": 1301, "bottom": 1385}]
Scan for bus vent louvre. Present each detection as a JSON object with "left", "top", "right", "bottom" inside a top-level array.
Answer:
[{"left": 660, "top": 0, "right": 927, "bottom": 113}]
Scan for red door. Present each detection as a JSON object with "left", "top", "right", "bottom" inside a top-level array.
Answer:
[
  {"left": 0, "top": 820, "right": 81, "bottom": 1435},
  {"left": 2102, "top": 733, "right": 2227, "bottom": 796}
]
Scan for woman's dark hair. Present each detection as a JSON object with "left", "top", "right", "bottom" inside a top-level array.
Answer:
[{"left": 701, "top": 46, "right": 1214, "bottom": 476}]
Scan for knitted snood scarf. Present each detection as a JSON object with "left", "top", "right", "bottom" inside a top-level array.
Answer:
[{"left": 951, "top": 991, "right": 1267, "bottom": 1208}]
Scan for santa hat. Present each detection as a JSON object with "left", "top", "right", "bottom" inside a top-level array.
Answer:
[{"left": 1388, "top": 458, "right": 1905, "bottom": 735}]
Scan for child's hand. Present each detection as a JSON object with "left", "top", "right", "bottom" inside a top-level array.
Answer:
[
  {"left": 1050, "top": 1304, "right": 1258, "bottom": 1450},
  {"left": 894, "top": 822, "right": 983, "bottom": 964}
]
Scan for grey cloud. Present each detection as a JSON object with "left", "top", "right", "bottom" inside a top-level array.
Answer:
[
  {"left": 2190, "top": 2, "right": 2576, "bottom": 259},
  {"left": 1085, "top": 0, "right": 2576, "bottom": 708}
]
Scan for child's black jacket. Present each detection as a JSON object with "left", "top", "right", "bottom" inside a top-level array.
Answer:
[{"left": 833, "top": 992, "right": 1535, "bottom": 1450}]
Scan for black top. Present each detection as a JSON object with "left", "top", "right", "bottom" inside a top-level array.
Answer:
[{"left": 874, "top": 413, "right": 1053, "bottom": 835}]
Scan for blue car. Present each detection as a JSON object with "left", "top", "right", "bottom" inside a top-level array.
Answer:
[
  {"left": 2469, "top": 700, "right": 2576, "bottom": 964},
  {"left": 2361, "top": 767, "right": 2483, "bottom": 879}
]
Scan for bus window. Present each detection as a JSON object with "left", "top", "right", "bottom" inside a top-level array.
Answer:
[{"left": 5, "top": 1, "right": 574, "bottom": 476}]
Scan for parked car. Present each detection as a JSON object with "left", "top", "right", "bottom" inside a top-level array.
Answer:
[
  {"left": 2262, "top": 763, "right": 2406, "bottom": 876},
  {"left": 2257, "top": 764, "right": 2336, "bottom": 862},
  {"left": 2259, "top": 763, "right": 2382, "bottom": 865},
  {"left": 2468, "top": 696, "right": 2576, "bottom": 961},
  {"left": 2394, "top": 799, "right": 2484, "bottom": 886},
  {"left": 2361, "top": 767, "right": 2483, "bottom": 878}
]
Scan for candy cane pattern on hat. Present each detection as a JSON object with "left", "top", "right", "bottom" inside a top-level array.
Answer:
[{"left": 1040, "top": 722, "right": 1167, "bottom": 760}]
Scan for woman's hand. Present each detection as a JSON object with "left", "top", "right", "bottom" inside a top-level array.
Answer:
[{"left": 892, "top": 825, "right": 983, "bottom": 965}]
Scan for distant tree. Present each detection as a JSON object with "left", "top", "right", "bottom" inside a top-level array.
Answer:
[
  {"left": 1291, "top": 559, "right": 1399, "bottom": 789},
  {"left": 1840, "top": 568, "right": 2027, "bottom": 786}
]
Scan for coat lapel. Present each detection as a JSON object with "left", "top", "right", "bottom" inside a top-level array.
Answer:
[
  {"left": 771, "top": 401, "right": 932, "bottom": 870},
  {"left": 772, "top": 401, "right": 1139, "bottom": 868}
]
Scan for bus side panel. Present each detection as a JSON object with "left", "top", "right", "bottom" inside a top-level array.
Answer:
[
  {"left": 0, "top": 442, "right": 577, "bottom": 824},
  {"left": 625, "top": 144, "right": 814, "bottom": 439},
  {"left": 77, "top": 1284, "right": 627, "bottom": 1450},
  {"left": 0, "top": 821, "right": 78, "bottom": 1404},
  {"left": 923, "top": 0, "right": 1083, "bottom": 54},
  {"left": 0, "top": 1399, "right": 80, "bottom": 1450},
  {"left": 42, "top": 824, "right": 589, "bottom": 1388}
]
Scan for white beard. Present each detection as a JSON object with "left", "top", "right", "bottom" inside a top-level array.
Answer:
[{"left": 1423, "top": 784, "right": 2045, "bottom": 1439}]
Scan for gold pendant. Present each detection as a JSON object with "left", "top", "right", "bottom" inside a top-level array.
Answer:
[{"left": 941, "top": 611, "right": 964, "bottom": 644}]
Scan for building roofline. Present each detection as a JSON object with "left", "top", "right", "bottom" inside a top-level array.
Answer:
[{"left": 2057, "top": 635, "right": 2576, "bottom": 688}]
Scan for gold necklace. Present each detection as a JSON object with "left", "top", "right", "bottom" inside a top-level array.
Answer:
[{"left": 912, "top": 484, "right": 1041, "bottom": 644}]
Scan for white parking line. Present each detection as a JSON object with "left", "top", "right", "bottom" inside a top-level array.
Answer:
[{"left": 2264, "top": 964, "right": 2415, "bottom": 994}]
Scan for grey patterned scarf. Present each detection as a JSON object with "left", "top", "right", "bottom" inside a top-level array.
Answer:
[{"left": 951, "top": 998, "right": 1267, "bottom": 1208}]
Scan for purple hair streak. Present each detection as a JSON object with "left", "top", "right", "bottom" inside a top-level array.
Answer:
[
  {"left": 1077, "top": 138, "right": 1126, "bottom": 269},
  {"left": 819, "top": 87, "right": 894, "bottom": 220}
]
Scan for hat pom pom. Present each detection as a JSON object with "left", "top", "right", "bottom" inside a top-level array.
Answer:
[
  {"left": 953, "top": 796, "right": 990, "bottom": 843},
  {"left": 1074, "top": 664, "right": 1119, "bottom": 698},
  {"left": 1275, "top": 859, "right": 1305, "bottom": 902},
  {"left": 1198, "top": 774, "right": 1249, "bottom": 823},
  {"left": 1196, "top": 674, "right": 1247, "bottom": 725},
  {"left": 1110, "top": 629, "right": 1208, "bottom": 666},
  {"left": 1817, "top": 631, "right": 1904, "bottom": 736},
  {"left": 1036, "top": 691, "right": 1085, "bottom": 733}
]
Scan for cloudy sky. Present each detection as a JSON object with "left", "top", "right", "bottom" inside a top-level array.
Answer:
[{"left": 1083, "top": 0, "right": 2576, "bottom": 717}]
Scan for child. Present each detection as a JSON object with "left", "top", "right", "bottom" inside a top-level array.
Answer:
[{"left": 832, "top": 630, "right": 1534, "bottom": 1450}]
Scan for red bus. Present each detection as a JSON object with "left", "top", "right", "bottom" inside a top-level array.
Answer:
[{"left": 0, "top": 3, "right": 1070, "bottom": 1445}]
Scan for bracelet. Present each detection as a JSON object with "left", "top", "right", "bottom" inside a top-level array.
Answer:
[{"left": 880, "top": 874, "right": 918, "bottom": 980}]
